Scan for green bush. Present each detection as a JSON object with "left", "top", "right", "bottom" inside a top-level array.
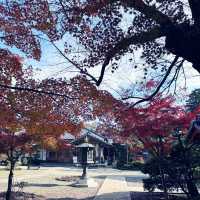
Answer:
[
  {"left": 141, "top": 139, "right": 200, "bottom": 199},
  {"left": 116, "top": 161, "right": 144, "bottom": 170}
]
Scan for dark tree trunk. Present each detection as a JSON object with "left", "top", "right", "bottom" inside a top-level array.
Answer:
[
  {"left": 184, "top": 147, "right": 199, "bottom": 199},
  {"left": 6, "top": 161, "right": 15, "bottom": 200},
  {"left": 165, "top": 23, "right": 200, "bottom": 73},
  {"left": 186, "top": 179, "right": 199, "bottom": 198},
  {"left": 158, "top": 136, "right": 169, "bottom": 200},
  {"left": 159, "top": 166, "right": 169, "bottom": 200}
]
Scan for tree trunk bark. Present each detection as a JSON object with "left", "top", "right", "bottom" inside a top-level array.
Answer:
[
  {"left": 165, "top": 23, "right": 200, "bottom": 73},
  {"left": 6, "top": 161, "right": 15, "bottom": 200},
  {"left": 186, "top": 179, "right": 199, "bottom": 198},
  {"left": 184, "top": 150, "right": 199, "bottom": 199},
  {"left": 159, "top": 166, "right": 169, "bottom": 200},
  {"left": 157, "top": 136, "right": 169, "bottom": 200}
]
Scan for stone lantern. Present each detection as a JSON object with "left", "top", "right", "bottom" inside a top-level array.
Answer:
[{"left": 73, "top": 136, "right": 98, "bottom": 187}]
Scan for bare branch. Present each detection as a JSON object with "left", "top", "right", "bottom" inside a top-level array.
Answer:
[
  {"left": 51, "top": 41, "right": 99, "bottom": 84},
  {"left": 58, "top": 0, "right": 68, "bottom": 17},
  {"left": 162, "top": 60, "right": 185, "bottom": 94},
  {"left": 0, "top": 84, "right": 76, "bottom": 99},
  {"left": 121, "top": 96, "right": 145, "bottom": 101},
  {"left": 130, "top": 56, "right": 179, "bottom": 107},
  {"left": 36, "top": 35, "right": 99, "bottom": 84},
  {"left": 181, "top": 65, "right": 187, "bottom": 89},
  {"left": 172, "top": 66, "right": 181, "bottom": 95}
]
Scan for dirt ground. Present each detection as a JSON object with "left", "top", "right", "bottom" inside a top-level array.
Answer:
[{"left": 0, "top": 167, "right": 107, "bottom": 200}]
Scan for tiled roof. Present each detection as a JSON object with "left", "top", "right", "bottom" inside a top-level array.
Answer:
[{"left": 72, "top": 128, "right": 113, "bottom": 146}]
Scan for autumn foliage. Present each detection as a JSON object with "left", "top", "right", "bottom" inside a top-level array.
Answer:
[{"left": 1, "top": 1, "right": 200, "bottom": 199}]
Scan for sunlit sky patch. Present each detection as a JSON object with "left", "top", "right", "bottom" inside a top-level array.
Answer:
[{"left": 24, "top": 36, "right": 200, "bottom": 102}]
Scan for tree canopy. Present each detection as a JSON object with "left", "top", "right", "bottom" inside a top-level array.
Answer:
[
  {"left": 0, "top": 0, "right": 199, "bottom": 104},
  {"left": 186, "top": 88, "right": 200, "bottom": 112}
]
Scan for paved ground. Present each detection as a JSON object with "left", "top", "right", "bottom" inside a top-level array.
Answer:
[
  {"left": 94, "top": 175, "right": 131, "bottom": 200},
  {"left": 0, "top": 166, "right": 146, "bottom": 200}
]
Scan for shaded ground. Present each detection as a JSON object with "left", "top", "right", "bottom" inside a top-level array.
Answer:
[
  {"left": 0, "top": 191, "right": 187, "bottom": 200},
  {"left": 1, "top": 166, "right": 140, "bottom": 200},
  {"left": 1, "top": 166, "right": 158, "bottom": 199},
  {"left": 0, "top": 192, "right": 44, "bottom": 200},
  {"left": 126, "top": 176, "right": 144, "bottom": 187},
  {"left": 55, "top": 175, "right": 81, "bottom": 182},
  {"left": 130, "top": 192, "right": 187, "bottom": 200}
]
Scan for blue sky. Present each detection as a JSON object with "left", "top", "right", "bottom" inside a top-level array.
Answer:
[
  {"left": 1, "top": 23, "right": 199, "bottom": 101},
  {"left": 23, "top": 36, "right": 200, "bottom": 101}
]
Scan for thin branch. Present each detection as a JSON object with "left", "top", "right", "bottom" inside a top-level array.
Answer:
[
  {"left": 162, "top": 59, "right": 184, "bottom": 94},
  {"left": 130, "top": 56, "right": 179, "bottom": 107},
  {"left": 121, "top": 96, "right": 145, "bottom": 100},
  {"left": 182, "top": 65, "right": 187, "bottom": 89},
  {"left": 0, "top": 84, "right": 76, "bottom": 99},
  {"left": 50, "top": 40, "right": 99, "bottom": 83},
  {"left": 58, "top": 0, "right": 68, "bottom": 17},
  {"left": 36, "top": 35, "right": 99, "bottom": 84},
  {"left": 173, "top": 67, "right": 181, "bottom": 95}
]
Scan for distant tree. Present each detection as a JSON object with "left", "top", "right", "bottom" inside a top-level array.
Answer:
[
  {"left": 117, "top": 83, "right": 200, "bottom": 198},
  {"left": 186, "top": 89, "right": 200, "bottom": 112},
  {"left": 0, "top": 131, "right": 32, "bottom": 200},
  {"left": 0, "top": 48, "right": 128, "bottom": 199},
  {"left": 115, "top": 82, "right": 195, "bottom": 198},
  {"left": 0, "top": 50, "right": 84, "bottom": 200}
]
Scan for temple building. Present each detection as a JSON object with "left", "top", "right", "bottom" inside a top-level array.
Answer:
[
  {"left": 37, "top": 129, "right": 117, "bottom": 165},
  {"left": 71, "top": 130, "right": 115, "bottom": 165}
]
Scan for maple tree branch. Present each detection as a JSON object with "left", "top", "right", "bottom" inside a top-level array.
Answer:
[
  {"left": 121, "top": 96, "right": 145, "bottom": 101},
  {"left": 36, "top": 35, "right": 99, "bottom": 84},
  {"left": 57, "top": 0, "right": 173, "bottom": 86},
  {"left": 96, "top": 26, "right": 164, "bottom": 86},
  {"left": 172, "top": 66, "right": 181, "bottom": 95},
  {"left": 181, "top": 65, "right": 187, "bottom": 89},
  {"left": 85, "top": 0, "right": 172, "bottom": 26},
  {"left": 130, "top": 56, "right": 179, "bottom": 107},
  {"left": 58, "top": 0, "right": 68, "bottom": 16},
  {"left": 161, "top": 59, "right": 185, "bottom": 94},
  {"left": 0, "top": 84, "right": 76, "bottom": 99},
  {"left": 50, "top": 41, "right": 99, "bottom": 84},
  {"left": 120, "top": 0, "right": 172, "bottom": 26}
]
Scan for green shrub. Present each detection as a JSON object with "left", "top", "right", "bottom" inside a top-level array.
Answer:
[{"left": 116, "top": 161, "right": 144, "bottom": 170}]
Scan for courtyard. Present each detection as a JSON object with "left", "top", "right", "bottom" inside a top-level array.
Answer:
[
  {"left": 0, "top": 166, "right": 145, "bottom": 200},
  {"left": 1, "top": 1, "right": 200, "bottom": 200}
]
